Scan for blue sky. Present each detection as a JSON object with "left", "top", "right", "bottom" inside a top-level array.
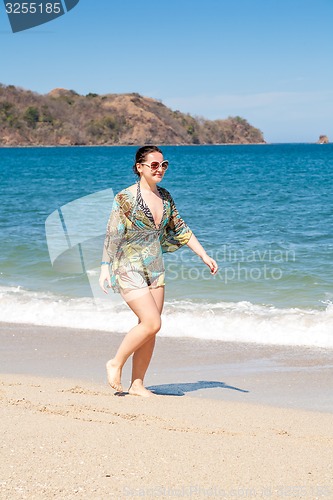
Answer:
[{"left": 1, "top": 0, "right": 333, "bottom": 142}]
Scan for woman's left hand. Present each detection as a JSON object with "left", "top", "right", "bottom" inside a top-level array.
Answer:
[{"left": 202, "top": 254, "right": 218, "bottom": 275}]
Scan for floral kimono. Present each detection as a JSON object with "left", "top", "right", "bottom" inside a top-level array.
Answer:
[{"left": 102, "top": 180, "right": 192, "bottom": 293}]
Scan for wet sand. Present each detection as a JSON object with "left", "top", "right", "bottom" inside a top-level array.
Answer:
[{"left": 1, "top": 322, "right": 332, "bottom": 412}]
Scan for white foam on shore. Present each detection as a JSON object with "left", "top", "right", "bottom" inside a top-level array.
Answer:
[{"left": 0, "top": 286, "right": 332, "bottom": 348}]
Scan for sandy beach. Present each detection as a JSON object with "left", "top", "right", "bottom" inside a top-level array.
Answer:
[
  {"left": 1, "top": 322, "right": 333, "bottom": 499},
  {"left": 1, "top": 374, "right": 332, "bottom": 499}
]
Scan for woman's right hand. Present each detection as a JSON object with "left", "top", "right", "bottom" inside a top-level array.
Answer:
[{"left": 99, "top": 265, "right": 111, "bottom": 294}]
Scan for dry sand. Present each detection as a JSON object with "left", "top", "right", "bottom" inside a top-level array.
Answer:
[{"left": 1, "top": 374, "right": 332, "bottom": 499}]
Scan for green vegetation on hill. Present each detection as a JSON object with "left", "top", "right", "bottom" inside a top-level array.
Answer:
[{"left": 0, "top": 84, "right": 265, "bottom": 146}]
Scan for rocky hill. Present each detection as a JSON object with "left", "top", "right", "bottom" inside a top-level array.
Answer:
[{"left": 0, "top": 84, "right": 265, "bottom": 146}]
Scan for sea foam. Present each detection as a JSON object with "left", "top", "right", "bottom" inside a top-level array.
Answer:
[{"left": 1, "top": 286, "right": 332, "bottom": 349}]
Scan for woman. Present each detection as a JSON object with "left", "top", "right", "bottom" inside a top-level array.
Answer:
[{"left": 99, "top": 145, "right": 218, "bottom": 397}]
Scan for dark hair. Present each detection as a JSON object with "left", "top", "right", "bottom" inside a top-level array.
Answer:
[{"left": 132, "top": 145, "right": 163, "bottom": 177}]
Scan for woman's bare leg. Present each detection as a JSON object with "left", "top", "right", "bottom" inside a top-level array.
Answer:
[
  {"left": 106, "top": 287, "right": 162, "bottom": 393},
  {"left": 128, "top": 286, "right": 165, "bottom": 396}
]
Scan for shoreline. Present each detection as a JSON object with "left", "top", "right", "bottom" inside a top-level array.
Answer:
[
  {"left": 1, "top": 143, "right": 327, "bottom": 148},
  {"left": 1, "top": 321, "right": 332, "bottom": 413},
  {"left": 0, "top": 142, "right": 269, "bottom": 148}
]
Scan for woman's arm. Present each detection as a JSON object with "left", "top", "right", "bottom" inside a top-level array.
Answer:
[
  {"left": 99, "top": 195, "right": 126, "bottom": 293},
  {"left": 162, "top": 189, "right": 218, "bottom": 274},
  {"left": 186, "top": 232, "right": 218, "bottom": 275}
]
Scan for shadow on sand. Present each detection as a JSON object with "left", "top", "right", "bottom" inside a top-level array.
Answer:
[{"left": 146, "top": 380, "right": 249, "bottom": 396}]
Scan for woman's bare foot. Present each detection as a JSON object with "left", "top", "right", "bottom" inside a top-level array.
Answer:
[
  {"left": 106, "top": 359, "right": 123, "bottom": 393},
  {"left": 128, "top": 380, "right": 156, "bottom": 397}
]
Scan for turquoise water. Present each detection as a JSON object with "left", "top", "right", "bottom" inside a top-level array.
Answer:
[{"left": 1, "top": 145, "right": 333, "bottom": 347}]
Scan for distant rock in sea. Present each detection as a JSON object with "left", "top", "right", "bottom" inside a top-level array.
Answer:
[{"left": 317, "top": 135, "right": 329, "bottom": 144}]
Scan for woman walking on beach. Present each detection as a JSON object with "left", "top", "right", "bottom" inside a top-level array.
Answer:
[{"left": 99, "top": 146, "right": 218, "bottom": 396}]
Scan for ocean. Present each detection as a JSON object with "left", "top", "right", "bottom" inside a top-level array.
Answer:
[{"left": 1, "top": 144, "right": 332, "bottom": 348}]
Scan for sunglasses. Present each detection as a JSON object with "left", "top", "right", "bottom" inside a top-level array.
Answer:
[{"left": 141, "top": 160, "right": 169, "bottom": 172}]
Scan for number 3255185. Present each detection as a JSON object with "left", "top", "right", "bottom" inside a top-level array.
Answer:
[{"left": 5, "top": 3, "right": 62, "bottom": 14}]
